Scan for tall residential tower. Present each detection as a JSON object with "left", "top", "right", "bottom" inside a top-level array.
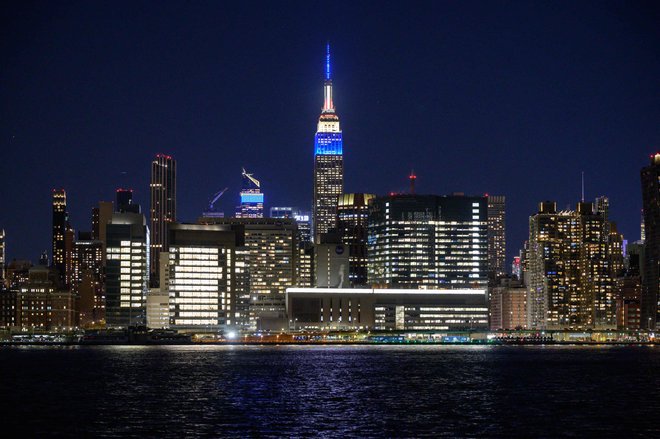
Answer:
[
  {"left": 641, "top": 153, "right": 660, "bottom": 329},
  {"left": 313, "top": 44, "right": 344, "bottom": 242},
  {"left": 150, "top": 154, "right": 176, "bottom": 285}
]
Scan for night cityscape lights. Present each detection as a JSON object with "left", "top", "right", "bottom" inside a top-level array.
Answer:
[{"left": 0, "top": 45, "right": 658, "bottom": 345}]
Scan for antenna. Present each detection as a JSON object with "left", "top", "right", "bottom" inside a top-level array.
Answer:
[
  {"left": 581, "top": 171, "right": 584, "bottom": 202},
  {"left": 326, "top": 42, "right": 331, "bottom": 81},
  {"left": 409, "top": 169, "right": 416, "bottom": 194}
]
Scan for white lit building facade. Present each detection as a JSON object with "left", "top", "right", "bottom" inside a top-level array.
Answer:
[
  {"left": 105, "top": 212, "right": 150, "bottom": 328},
  {"left": 286, "top": 287, "right": 488, "bottom": 331},
  {"left": 368, "top": 194, "right": 488, "bottom": 289}
]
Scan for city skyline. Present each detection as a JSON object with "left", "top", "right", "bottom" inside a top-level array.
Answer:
[{"left": 1, "top": 2, "right": 659, "bottom": 264}]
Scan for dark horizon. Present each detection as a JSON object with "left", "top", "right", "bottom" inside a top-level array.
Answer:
[{"left": 1, "top": 1, "right": 659, "bottom": 264}]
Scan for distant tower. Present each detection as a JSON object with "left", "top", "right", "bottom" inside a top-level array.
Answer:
[
  {"left": 313, "top": 43, "right": 344, "bottom": 242},
  {"left": 409, "top": 170, "right": 417, "bottom": 194},
  {"left": 51, "top": 189, "right": 68, "bottom": 284},
  {"left": 487, "top": 195, "right": 506, "bottom": 279},
  {"left": 0, "top": 229, "right": 5, "bottom": 282},
  {"left": 641, "top": 153, "right": 660, "bottom": 329},
  {"left": 337, "top": 193, "right": 375, "bottom": 286},
  {"left": 236, "top": 168, "right": 264, "bottom": 218},
  {"left": 116, "top": 188, "right": 139, "bottom": 213},
  {"left": 150, "top": 154, "right": 177, "bottom": 285}
]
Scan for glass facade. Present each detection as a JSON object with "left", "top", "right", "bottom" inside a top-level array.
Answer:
[{"left": 367, "top": 194, "right": 488, "bottom": 289}]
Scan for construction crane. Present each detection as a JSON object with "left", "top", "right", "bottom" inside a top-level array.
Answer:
[
  {"left": 242, "top": 167, "right": 260, "bottom": 188},
  {"left": 203, "top": 187, "right": 228, "bottom": 217}
]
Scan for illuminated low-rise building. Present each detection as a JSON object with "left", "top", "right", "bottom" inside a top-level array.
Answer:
[
  {"left": 146, "top": 288, "right": 170, "bottom": 329},
  {"left": 489, "top": 279, "right": 527, "bottom": 330},
  {"left": 286, "top": 287, "right": 488, "bottom": 331}
]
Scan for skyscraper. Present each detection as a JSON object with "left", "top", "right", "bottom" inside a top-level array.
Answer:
[
  {"left": 236, "top": 168, "right": 264, "bottom": 218},
  {"left": 337, "top": 193, "right": 375, "bottom": 286},
  {"left": 198, "top": 216, "right": 297, "bottom": 330},
  {"left": 641, "top": 152, "right": 660, "bottom": 329},
  {"left": 526, "top": 201, "right": 621, "bottom": 330},
  {"left": 115, "top": 188, "right": 135, "bottom": 212},
  {"left": 105, "top": 211, "right": 150, "bottom": 327},
  {"left": 368, "top": 194, "right": 489, "bottom": 289},
  {"left": 313, "top": 44, "right": 344, "bottom": 242},
  {"left": 51, "top": 189, "right": 68, "bottom": 284},
  {"left": 150, "top": 154, "right": 177, "bottom": 285},
  {"left": 0, "top": 229, "right": 5, "bottom": 283},
  {"left": 487, "top": 195, "right": 506, "bottom": 279}
]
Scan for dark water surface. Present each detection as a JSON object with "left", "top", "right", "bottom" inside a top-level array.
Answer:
[{"left": 1, "top": 345, "right": 658, "bottom": 437}]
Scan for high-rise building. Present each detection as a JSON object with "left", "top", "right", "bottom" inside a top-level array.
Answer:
[
  {"left": 641, "top": 152, "right": 660, "bottom": 329},
  {"left": 313, "top": 44, "right": 344, "bottom": 241},
  {"left": 150, "top": 154, "right": 177, "bottom": 286},
  {"left": 368, "top": 194, "right": 488, "bottom": 289},
  {"left": 337, "top": 193, "right": 375, "bottom": 286},
  {"left": 526, "top": 201, "right": 622, "bottom": 330},
  {"left": 51, "top": 189, "right": 68, "bottom": 284},
  {"left": 0, "top": 229, "right": 5, "bottom": 282},
  {"left": 165, "top": 224, "right": 240, "bottom": 332},
  {"left": 487, "top": 195, "right": 506, "bottom": 279},
  {"left": 198, "top": 216, "right": 297, "bottom": 330},
  {"left": 116, "top": 188, "right": 141, "bottom": 214},
  {"left": 71, "top": 237, "right": 104, "bottom": 326},
  {"left": 236, "top": 168, "right": 264, "bottom": 218},
  {"left": 92, "top": 201, "right": 114, "bottom": 244},
  {"left": 105, "top": 211, "right": 150, "bottom": 327}
]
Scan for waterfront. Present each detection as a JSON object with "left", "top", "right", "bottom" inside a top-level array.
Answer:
[{"left": 1, "top": 345, "right": 659, "bottom": 437}]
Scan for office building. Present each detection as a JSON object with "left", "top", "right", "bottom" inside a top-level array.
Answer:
[
  {"left": 236, "top": 168, "right": 264, "bottom": 218},
  {"left": 150, "top": 154, "right": 177, "bottom": 286},
  {"left": 165, "top": 224, "right": 240, "bottom": 332},
  {"left": 286, "top": 287, "right": 488, "bottom": 331},
  {"left": 489, "top": 278, "right": 527, "bottom": 330},
  {"left": 367, "top": 194, "right": 488, "bottom": 289},
  {"left": 526, "top": 201, "right": 622, "bottom": 330},
  {"left": 313, "top": 44, "right": 344, "bottom": 241},
  {"left": 52, "top": 189, "right": 68, "bottom": 284},
  {"left": 337, "top": 193, "right": 375, "bottom": 286},
  {"left": 199, "top": 217, "right": 297, "bottom": 330},
  {"left": 105, "top": 211, "right": 149, "bottom": 328},
  {"left": 92, "top": 201, "right": 114, "bottom": 244},
  {"left": 487, "top": 195, "right": 506, "bottom": 279},
  {"left": 641, "top": 152, "right": 660, "bottom": 329}
]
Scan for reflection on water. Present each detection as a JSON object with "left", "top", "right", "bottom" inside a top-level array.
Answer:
[{"left": 1, "top": 345, "right": 658, "bottom": 437}]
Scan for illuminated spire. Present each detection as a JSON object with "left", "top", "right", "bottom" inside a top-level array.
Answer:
[
  {"left": 326, "top": 42, "right": 331, "bottom": 81},
  {"left": 322, "top": 43, "right": 334, "bottom": 113}
]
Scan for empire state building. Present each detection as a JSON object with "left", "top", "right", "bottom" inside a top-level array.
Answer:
[{"left": 313, "top": 44, "right": 344, "bottom": 242}]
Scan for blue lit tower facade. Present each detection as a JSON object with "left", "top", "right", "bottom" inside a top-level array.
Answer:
[
  {"left": 236, "top": 168, "right": 264, "bottom": 218},
  {"left": 313, "top": 44, "right": 344, "bottom": 242}
]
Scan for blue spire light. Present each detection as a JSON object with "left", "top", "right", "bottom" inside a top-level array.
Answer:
[{"left": 326, "top": 43, "right": 331, "bottom": 80}]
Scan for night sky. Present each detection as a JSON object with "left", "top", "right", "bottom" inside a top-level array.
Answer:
[{"left": 1, "top": 1, "right": 659, "bottom": 266}]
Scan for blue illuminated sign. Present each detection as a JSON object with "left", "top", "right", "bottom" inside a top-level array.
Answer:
[
  {"left": 315, "top": 132, "right": 343, "bottom": 155},
  {"left": 240, "top": 193, "right": 264, "bottom": 203}
]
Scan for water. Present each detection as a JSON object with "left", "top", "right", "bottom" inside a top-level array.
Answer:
[{"left": 1, "top": 345, "right": 658, "bottom": 437}]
